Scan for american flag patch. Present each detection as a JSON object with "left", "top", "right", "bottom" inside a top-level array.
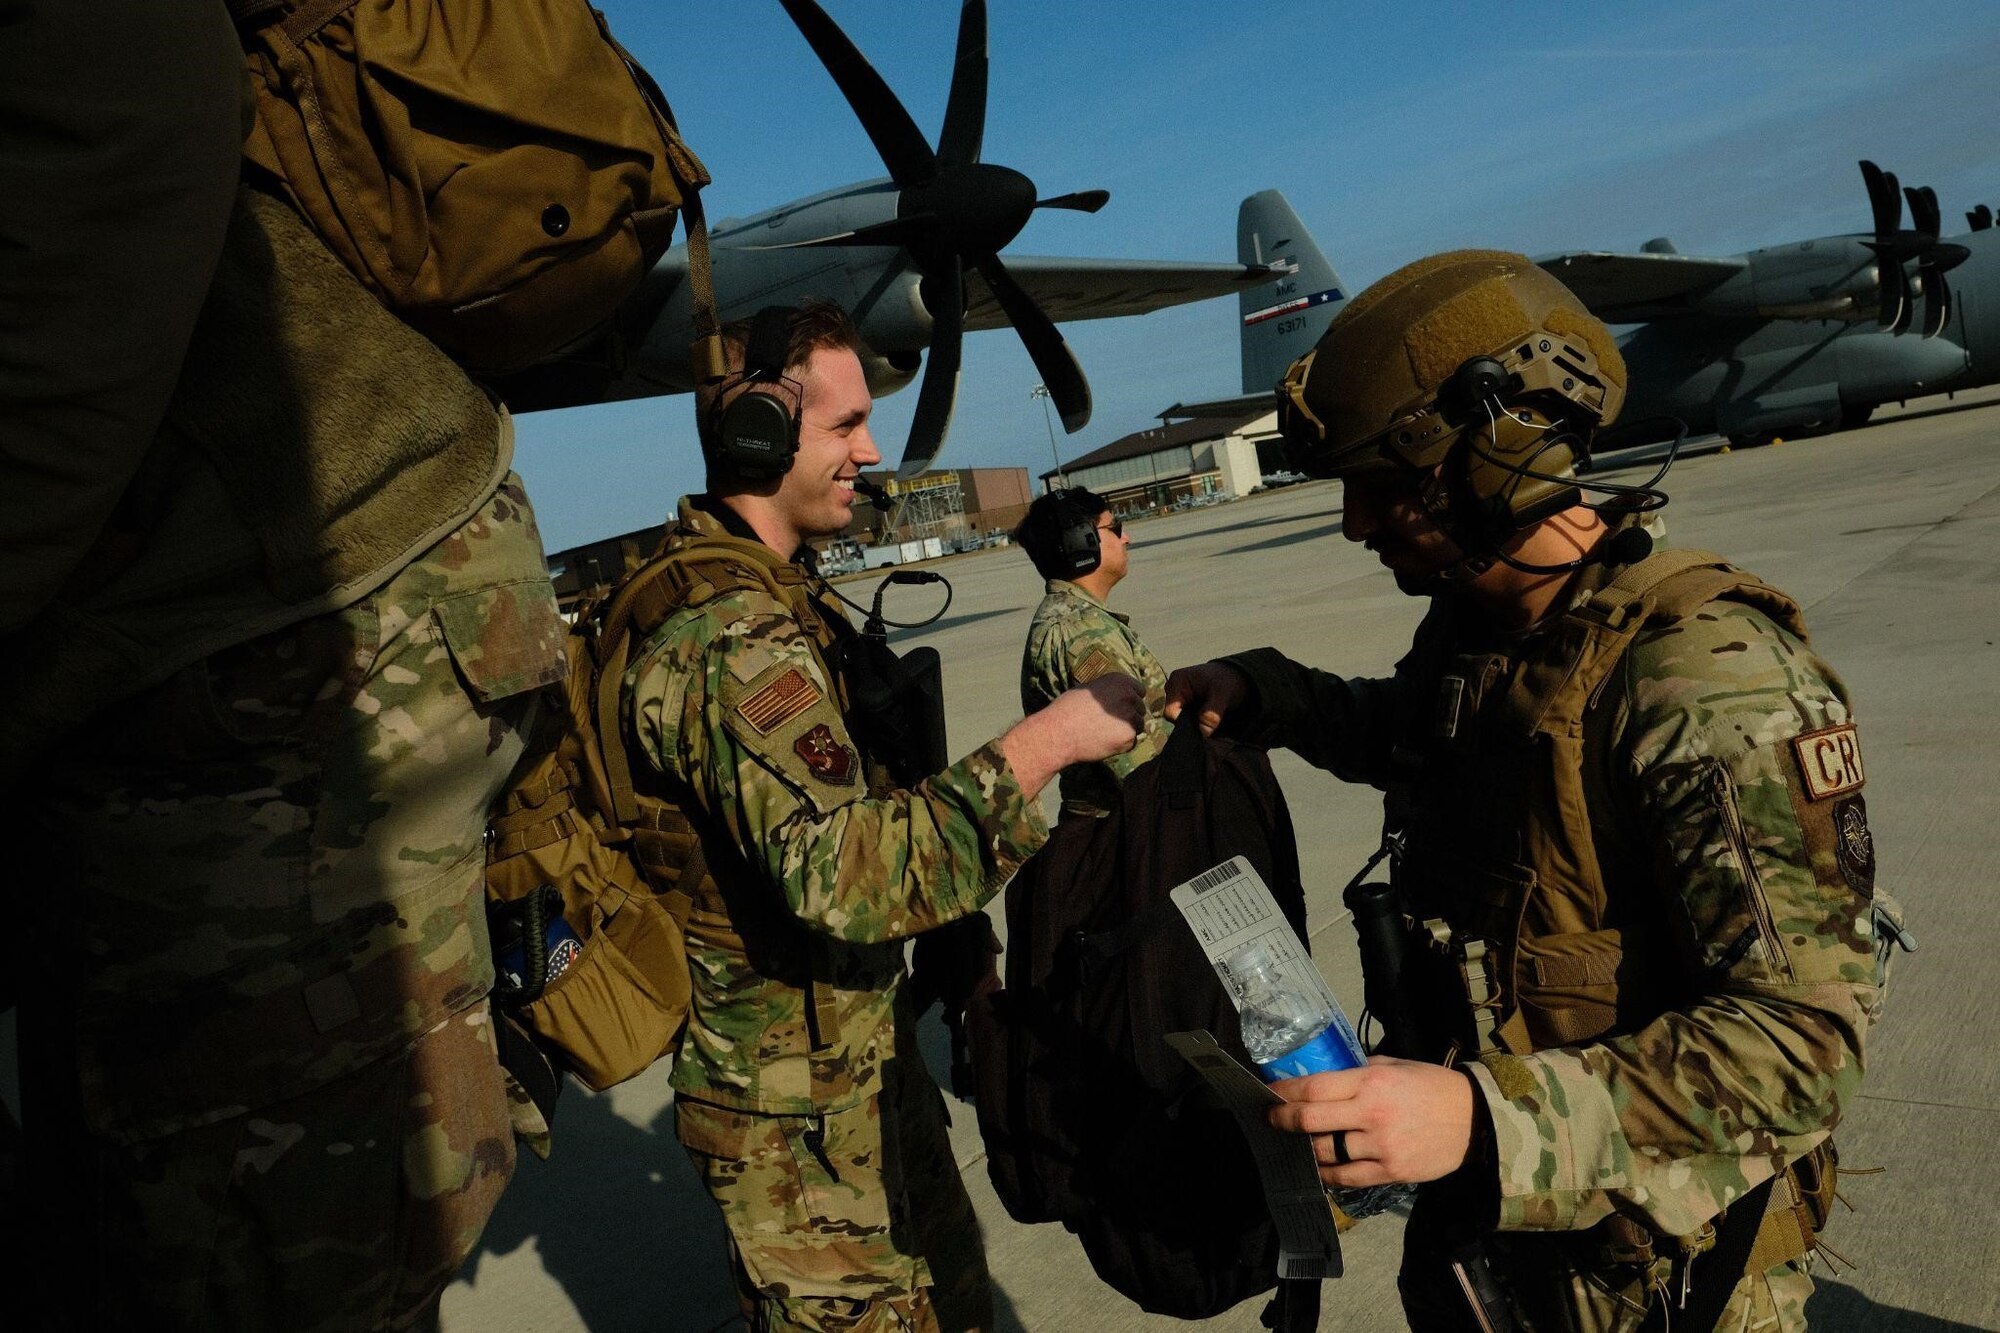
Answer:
[
  {"left": 737, "top": 667, "right": 821, "bottom": 734},
  {"left": 1074, "top": 647, "right": 1118, "bottom": 684}
]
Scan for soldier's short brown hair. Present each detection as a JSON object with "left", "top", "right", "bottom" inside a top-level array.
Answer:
[{"left": 695, "top": 299, "right": 862, "bottom": 449}]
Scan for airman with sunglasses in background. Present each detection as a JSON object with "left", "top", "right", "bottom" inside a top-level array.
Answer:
[{"left": 1015, "top": 488, "right": 1169, "bottom": 818}]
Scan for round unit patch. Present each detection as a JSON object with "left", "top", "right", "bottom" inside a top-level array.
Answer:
[{"left": 1833, "top": 796, "right": 1875, "bottom": 898}]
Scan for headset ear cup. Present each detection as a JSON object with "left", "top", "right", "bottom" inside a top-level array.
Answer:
[{"left": 716, "top": 388, "right": 799, "bottom": 481}]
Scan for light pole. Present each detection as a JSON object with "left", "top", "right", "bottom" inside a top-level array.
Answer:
[{"left": 1030, "top": 384, "right": 1064, "bottom": 490}]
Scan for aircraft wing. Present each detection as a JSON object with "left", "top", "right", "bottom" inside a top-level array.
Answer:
[
  {"left": 1535, "top": 251, "right": 1749, "bottom": 322},
  {"left": 963, "top": 256, "right": 1274, "bottom": 329}
]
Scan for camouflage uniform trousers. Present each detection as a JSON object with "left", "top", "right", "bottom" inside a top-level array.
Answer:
[
  {"left": 676, "top": 1026, "right": 990, "bottom": 1333},
  {"left": 12, "top": 475, "right": 564, "bottom": 1331}
]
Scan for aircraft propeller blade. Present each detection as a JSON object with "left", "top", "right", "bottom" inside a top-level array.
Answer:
[
  {"left": 1860, "top": 160, "right": 1902, "bottom": 237},
  {"left": 1035, "top": 190, "right": 1111, "bottom": 214},
  {"left": 899, "top": 262, "right": 966, "bottom": 478},
  {"left": 1917, "top": 267, "right": 1950, "bottom": 338},
  {"left": 739, "top": 215, "right": 934, "bottom": 251},
  {"left": 974, "top": 252, "right": 1090, "bottom": 432},
  {"left": 936, "top": 0, "right": 987, "bottom": 169},
  {"left": 1917, "top": 241, "right": 1971, "bottom": 338},
  {"left": 782, "top": 0, "right": 1100, "bottom": 473},
  {"left": 1882, "top": 263, "right": 1914, "bottom": 333},
  {"left": 1905, "top": 184, "right": 1942, "bottom": 240},
  {"left": 779, "top": 0, "right": 937, "bottom": 188},
  {"left": 1967, "top": 204, "right": 1993, "bottom": 231},
  {"left": 1857, "top": 160, "right": 1966, "bottom": 336}
]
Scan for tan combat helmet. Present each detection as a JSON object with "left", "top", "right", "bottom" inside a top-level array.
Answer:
[{"left": 1276, "top": 250, "right": 1627, "bottom": 537}]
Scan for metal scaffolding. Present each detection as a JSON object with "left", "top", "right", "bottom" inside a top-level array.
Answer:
[{"left": 883, "top": 471, "right": 966, "bottom": 542}]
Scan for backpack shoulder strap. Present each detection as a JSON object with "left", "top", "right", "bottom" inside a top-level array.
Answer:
[
  {"left": 589, "top": 534, "right": 806, "bottom": 826},
  {"left": 1508, "top": 548, "right": 1802, "bottom": 741}
]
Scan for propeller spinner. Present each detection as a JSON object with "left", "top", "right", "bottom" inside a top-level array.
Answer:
[
  {"left": 1859, "top": 160, "right": 1970, "bottom": 339},
  {"left": 779, "top": 0, "right": 1102, "bottom": 477}
]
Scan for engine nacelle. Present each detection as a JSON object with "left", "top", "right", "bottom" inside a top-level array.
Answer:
[
  {"left": 847, "top": 266, "right": 934, "bottom": 355},
  {"left": 859, "top": 348, "right": 922, "bottom": 397},
  {"left": 1694, "top": 238, "right": 1882, "bottom": 320}
]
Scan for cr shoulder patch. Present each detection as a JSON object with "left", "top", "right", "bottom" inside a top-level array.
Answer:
[
  {"left": 1073, "top": 646, "right": 1118, "bottom": 684},
  {"left": 1792, "top": 723, "right": 1864, "bottom": 801},
  {"left": 1833, "top": 796, "right": 1876, "bottom": 898},
  {"left": 737, "top": 667, "right": 821, "bottom": 735},
  {"left": 794, "top": 723, "right": 857, "bottom": 786}
]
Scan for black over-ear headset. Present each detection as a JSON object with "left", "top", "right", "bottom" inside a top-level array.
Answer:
[
  {"left": 1027, "top": 489, "right": 1104, "bottom": 578},
  {"left": 709, "top": 306, "right": 802, "bottom": 481},
  {"left": 1055, "top": 492, "right": 1103, "bottom": 577}
]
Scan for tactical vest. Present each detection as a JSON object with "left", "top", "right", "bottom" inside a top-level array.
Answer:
[
  {"left": 485, "top": 525, "right": 877, "bottom": 1096},
  {"left": 1386, "top": 548, "right": 1835, "bottom": 1280}
]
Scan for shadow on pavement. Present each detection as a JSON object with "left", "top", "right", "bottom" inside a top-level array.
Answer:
[
  {"left": 1222, "top": 520, "right": 1348, "bottom": 557},
  {"left": 1810, "top": 1280, "right": 1993, "bottom": 1331},
  {"left": 464, "top": 1084, "right": 739, "bottom": 1332},
  {"left": 458, "top": 1014, "right": 1027, "bottom": 1333},
  {"left": 1134, "top": 506, "right": 1344, "bottom": 549}
]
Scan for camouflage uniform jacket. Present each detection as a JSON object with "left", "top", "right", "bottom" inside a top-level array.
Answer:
[
  {"left": 1019, "top": 579, "right": 1168, "bottom": 814},
  {"left": 626, "top": 499, "right": 1049, "bottom": 1115},
  {"left": 1222, "top": 550, "right": 1888, "bottom": 1244}
]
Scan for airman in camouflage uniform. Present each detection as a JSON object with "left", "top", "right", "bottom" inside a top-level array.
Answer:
[
  {"left": 1172, "top": 252, "right": 1902, "bottom": 1331},
  {"left": 626, "top": 304, "right": 1142, "bottom": 1332},
  {"left": 1014, "top": 488, "right": 1170, "bottom": 815},
  {"left": 8, "top": 185, "right": 567, "bottom": 1329}
]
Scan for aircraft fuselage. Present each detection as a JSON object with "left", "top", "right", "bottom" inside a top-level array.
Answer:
[{"left": 1609, "top": 227, "right": 2000, "bottom": 446}]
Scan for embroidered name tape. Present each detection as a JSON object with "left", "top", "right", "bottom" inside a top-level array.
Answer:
[{"left": 1792, "top": 723, "right": 1864, "bottom": 801}]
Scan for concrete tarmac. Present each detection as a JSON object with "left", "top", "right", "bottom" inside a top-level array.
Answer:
[
  {"left": 355, "top": 390, "right": 2000, "bottom": 1328},
  {"left": 0, "top": 395, "right": 1986, "bottom": 1329}
]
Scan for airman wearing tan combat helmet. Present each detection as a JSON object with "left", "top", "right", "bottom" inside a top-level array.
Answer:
[{"left": 1171, "top": 250, "right": 1907, "bottom": 1331}]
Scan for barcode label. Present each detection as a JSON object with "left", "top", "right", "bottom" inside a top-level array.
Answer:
[{"left": 1187, "top": 860, "right": 1246, "bottom": 895}]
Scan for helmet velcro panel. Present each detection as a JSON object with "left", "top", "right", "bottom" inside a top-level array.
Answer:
[{"left": 1404, "top": 279, "right": 1532, "bottom": 393}]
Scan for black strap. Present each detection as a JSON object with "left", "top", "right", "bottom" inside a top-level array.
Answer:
[
  {"left": 1157, "top": 711, "right": 1207, "bottom": 810},
  {"left": 1678, "top": 1176, "right": 1777, "bottom": 1333},
  {"left": 1066, "top": 897, "right": 1183, "bottom": 980},
  {"left": 1259, "top": 1277, "right": 1321, "bottom": 1333}
]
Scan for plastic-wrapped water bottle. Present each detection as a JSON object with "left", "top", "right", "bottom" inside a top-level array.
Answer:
[{"left": 1224, "top": 941, "right": 1367, "bottom": 1082}]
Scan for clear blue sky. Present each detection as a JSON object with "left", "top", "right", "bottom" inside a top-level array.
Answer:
[{"left": 516, "top": 0, "right": 2000, "bottom": 551}]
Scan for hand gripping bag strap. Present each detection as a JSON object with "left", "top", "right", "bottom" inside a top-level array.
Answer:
[{"left": 1070, "top": 716, "right": 1210, "bottom": 977}]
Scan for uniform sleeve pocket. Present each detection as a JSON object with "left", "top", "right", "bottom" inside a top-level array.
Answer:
[
  {"left": 433, "top": 578, "right": 567, "bottom": 702},
  {"left": 1517, "top": 927, "right": 1627, "bottom": 1047}
]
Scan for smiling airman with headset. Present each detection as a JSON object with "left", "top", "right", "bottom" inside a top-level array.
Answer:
[
  {"left": 1166, "top": 251, "right": 1906, "bottom": 1333},
  {"left": 621, "top": 301, "right": 1143, "bottom": 1333}
]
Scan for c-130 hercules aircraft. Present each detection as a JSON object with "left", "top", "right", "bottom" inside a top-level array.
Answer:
[
  {"left": 1540, "top": 160, "right": 2000, "bottom": 450},
  {"left": 495, "top": 0, "right": 1277, "bottom": 478}
]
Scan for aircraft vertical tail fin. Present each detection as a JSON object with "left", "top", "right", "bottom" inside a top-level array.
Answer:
[{"left": 1237, "top": 190, "right": 1346, "bottom": 395}]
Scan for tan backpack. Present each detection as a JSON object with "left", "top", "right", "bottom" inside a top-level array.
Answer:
[
  {"left": 484, "top": 538, "right": 812, "bottom": 1092},
  {"left": 231, "top": 0, "right": 724, "bottom": 377},
  {"left": 484, "top": 556, "right": 698, "bottom": 1093}
]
